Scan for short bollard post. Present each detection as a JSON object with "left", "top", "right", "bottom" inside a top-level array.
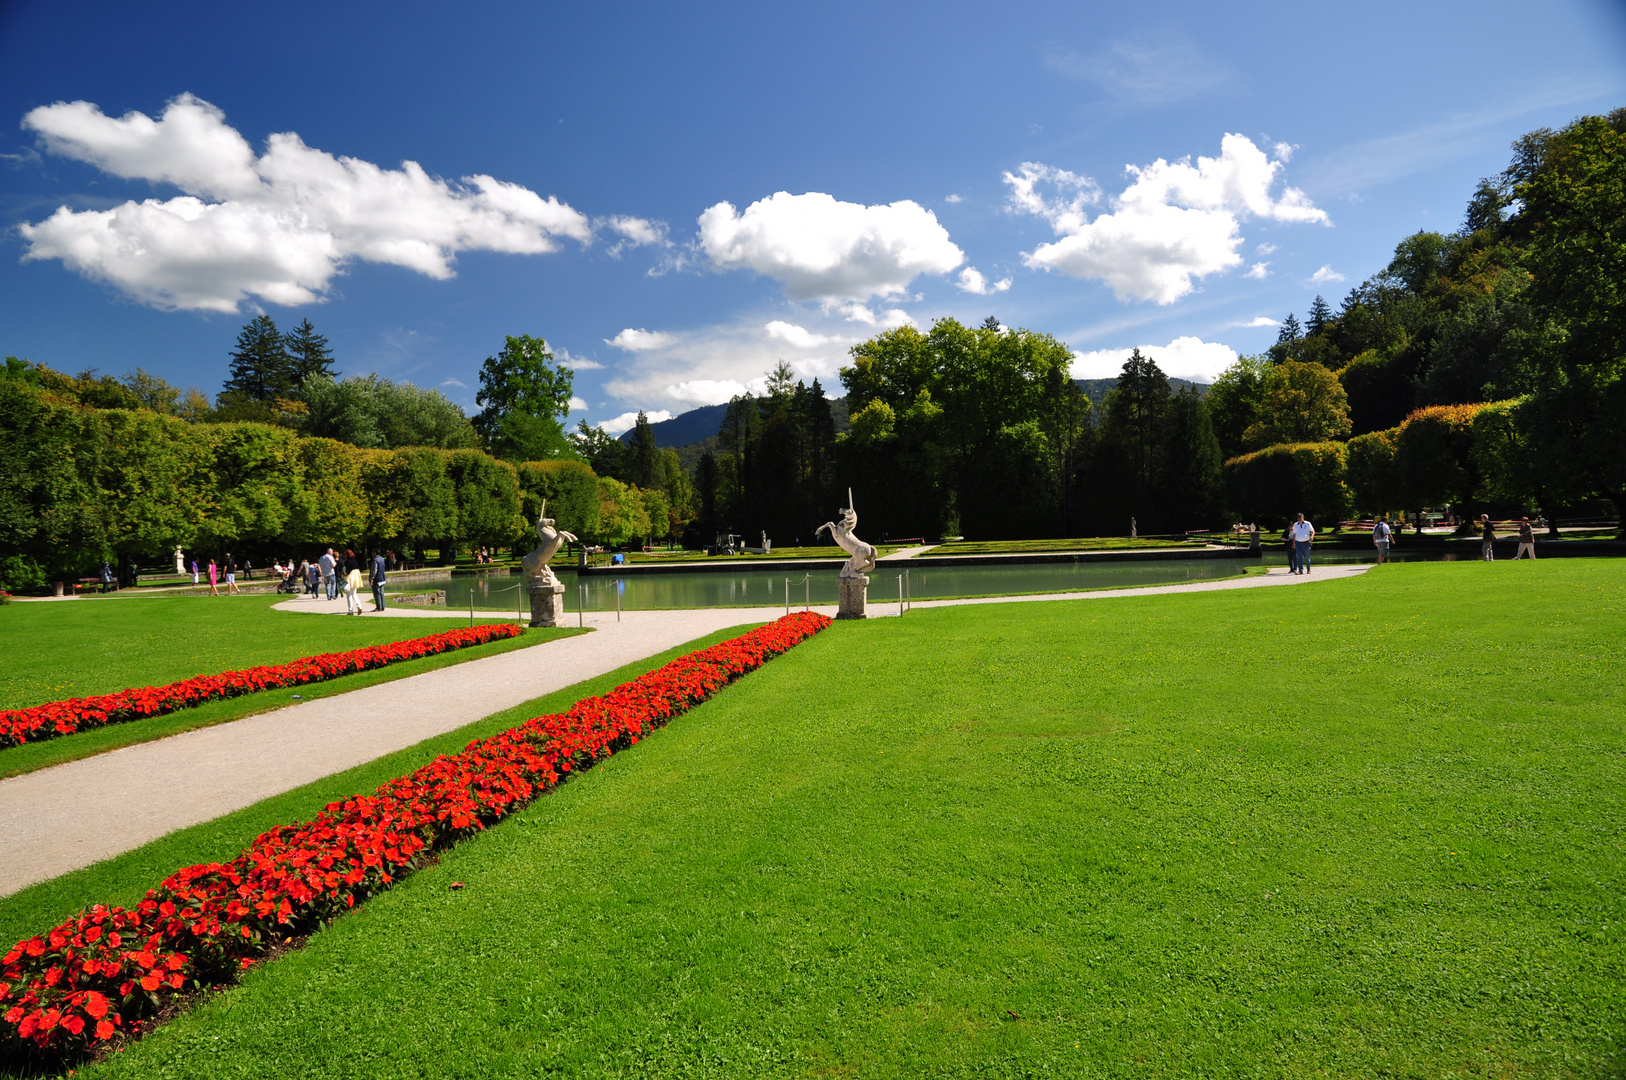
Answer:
[
  {"left": 898, "top": 574, "right": 904, "bottom": 617},
  {"left": 577, "top": 583, "right": 584, "bottom": 629},
  {"left": 784, "top": 577, "right": 790, "bottom": 616},
  {"left": 804, "top": 575, "right": 809, "bottom": 611},
  {"left": 469, "top": 593, "right": 474, "bottom": 628},
  {"left": 615, "top": 583, "right": 621, "bottom": 622},
  {"left": 905, "top": 568, "right": 910, "bottom": 612}
]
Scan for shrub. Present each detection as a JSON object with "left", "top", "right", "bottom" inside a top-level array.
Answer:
[{"left": 1224, "top": 441, "right": 1350, "bottom": 527}]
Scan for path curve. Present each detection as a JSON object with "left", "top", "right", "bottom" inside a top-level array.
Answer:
[{"left": 0, "top": 564, "right": 1366, "bottom": 897}]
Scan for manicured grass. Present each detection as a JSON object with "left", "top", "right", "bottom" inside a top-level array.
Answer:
[
  {"left": 923, "top": 536, "right": 1202, "bottom": 555},
  {"left": 0, "top": 594, "right": 526, "bottom": 712},
  {"left": 0, "top": 623, "right": 760, "bottom": 955},
  {"left": 0, "top": 624, "right": 582, "bottom": 780},
  {"left": 54, "top": 559, "right": 1624, "bottom": 1077}
]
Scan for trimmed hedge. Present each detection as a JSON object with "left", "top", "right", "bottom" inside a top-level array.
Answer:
[{"left": 1223, "top": 441, "right": 1350, "bottom": 526}]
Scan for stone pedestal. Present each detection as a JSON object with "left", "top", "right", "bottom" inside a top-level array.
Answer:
[
  {"left": 529, "top": 582, "right": 565, "bottom": 627},
  {"left": 836, "top": 574, "right": 869, "bottom": 619}
]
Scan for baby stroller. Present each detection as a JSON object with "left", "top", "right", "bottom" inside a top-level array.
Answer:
[{"left": 276, "top": 566, "right": 300, "bottom": 594}]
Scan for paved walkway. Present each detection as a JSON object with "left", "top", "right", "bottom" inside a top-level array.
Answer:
[{"left": 0, "top": 565, "right": 1366, "bottom": 897}]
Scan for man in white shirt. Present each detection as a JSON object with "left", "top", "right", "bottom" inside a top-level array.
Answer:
[
  {"left": 1372, "top": 515, "right": 1392, "bottom": 564},
  {"left": 1292, "top": 514, "right": 1315, "bottom": 574},
  {"left": 319, "top": 549, "right": 337, "bottom": 600}
]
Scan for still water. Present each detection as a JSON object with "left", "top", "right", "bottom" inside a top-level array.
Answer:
[{"left": 403, "top": 548, "right": 1461, "bottom": 613}]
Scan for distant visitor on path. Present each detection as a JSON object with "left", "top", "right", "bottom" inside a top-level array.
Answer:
[
  {"left": 190, "top": 557, "right": 199, "bottom": 585},
  {"left": 320, "top": 548, "right": 337, "bottom": 600},
  {"left": 1516, "top": 517, "right": 1537, "bottom": 560},
  {"left": 1292, "top": 515, "right": 1315, "bottom": 574},
  {"left": 1372, "top": 515, "right": 1392, "bottom": 564},
  {"left": 371, "top": 549, "right": 388, "bottom": 612},
  {"left": 1480, "top": 515, "right": 1496, "bottom": 561},
  {"left": 1283, "top": 524, "right": 1298, "bottom": 574},
  {"left": 207, "top": 558, "right": 219, "bottom": 596},
  {"left": 224, "top": 552, "right": 242, "bottom": 595},
  {"left": 99, "top": 560, "right": 113, "bottom": 594}
]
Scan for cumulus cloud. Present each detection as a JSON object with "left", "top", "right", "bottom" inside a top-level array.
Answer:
[
  {"left": 605, "top": 328, "right": 674, "bottom": 351},
  {"left": 1072, "top": 336, "right": 1238, "bottom": 382},
  {"left": 1245, "top": 262, "right": 1270, "bottom": 279},
  {"left": 1255, "top": 242, "right": 1278, "bottom": 255},
  {"left": 956, "top": 266, "right": 1012, "bottom": 295},
  {"left": 17, "top": 94, "right": 592, "bottom": 312},
  {"left": 596, "top": 409, "right": 673, "bottom": 435},
  {"left": 943, "top": 193, "right": 964, "bottom": 204},
  {"left": 568, "top": 396, "right": 588, "bottom": 412},
  {"left": 599, "top": 215, "right": 669, "bottom": 257},
  {"left": 697, "top": 190, "right": 964, "bottom": 302},
  {"left": 1007, "top": 134, "right": 1329, "bottom": 305},
  {"left": 1237, "top": 316, "right": 1280, "bottom": 327},
  {"left": 765, "top": 320, "right": 837, "bottom": 348},
  {"left": 1307, "top": 264, "right": 1345, "bottom": 284},
  {"left": 554, "top": 346, "right": 604, "bottom": 371},
  {"left": 837, "top": 302, "right": 914, "bottom": 328}
]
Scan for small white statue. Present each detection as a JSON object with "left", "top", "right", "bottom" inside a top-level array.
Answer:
[
  {"left": 816, "top": 489, "right": 877, "bottom": 581},
  {"left": 522, "top": 501, "right": 577, "bottom": 591}
]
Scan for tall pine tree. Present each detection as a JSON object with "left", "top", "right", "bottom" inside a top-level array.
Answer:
[
  {"left": 1305, "top": 295, "right": 1332, "bottom": 337},
  {"left": 284, "top": 318, "right": 336, "bottom": 387},
  {"left": 221, "top": 315, "right": 295, "bottom": 402}
]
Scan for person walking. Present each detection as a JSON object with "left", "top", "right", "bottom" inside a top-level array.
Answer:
[
  {"left": 343, "top": 551, "right": 363, "bottom": 615},
  {"left": 319, "top": 548, "right": 337, "bottom": 600},
  {"left": 370, "top": 548, "right": 388, "bottom": 612},
  {"left": 99, "top": 560, "right": 114, "bottom": 594},
  {"left": 1516, "top": 516, "right": 1537, "bottom": 560},
  {"left": 1480, "top": 514, "right": 1496, "bottom": 561},
  {"left": 190, "top": 557, "right": 199, "bottom": 585},
  {"left": 207, "top": 558, "right": 219, "bottom": 596},
  {"left": 1372, "top": 514, "right": 1392, "bottom": 564},
  {"left": 1283, "top": 524, "right": 1299, "bottom": 575},
  {"left": 224, "top": 552, "right": 242, "bottom": 594},
  {"left": 1292, "top": 514, "right": 1315, "bottom": 574}
]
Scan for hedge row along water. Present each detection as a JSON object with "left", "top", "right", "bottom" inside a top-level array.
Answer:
[
  {"left": 0, "top": 611, "right": 831, "bottom": 1064},
  {"left": 0, "top": 623, "right": 523, "bottom": 749}
]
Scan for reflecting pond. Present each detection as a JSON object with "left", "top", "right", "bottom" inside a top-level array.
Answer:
[{"left": 396, "top": 546, "right": 1466, "bottom": 612}]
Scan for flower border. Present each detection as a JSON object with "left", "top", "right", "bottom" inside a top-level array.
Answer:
[
  {"left": 0, "top": 611, "right": 830, "bottom": 1062},
  {"left": 0, "top": 623, "right": 524, "bottom": 749}
]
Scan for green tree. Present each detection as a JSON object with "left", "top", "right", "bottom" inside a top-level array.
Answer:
[
  {"left": 1305, "top": 295, "right": 1332, "bottom": 337},
  {"left": 629, "top": 411, "right": 660, "bottom": 488},
  {"left": 1244, "top": 361, "right": 1352, "bottom": 448},
  {"left": 1160, "top": 387, "right": 1223, "bottom": 530},
  {"left": 221, "top": 315, "right": 296, "bottom": 404},
  {"left": 517, "top": 458, "right": 600, "bottom": 541},
  {"left": 1097, "top": 349, "right": 1172, "bottom": 527},
  {"left": 284, "top": 318, "right": 337, "bottom": 386},
  {"left": 474, "top": 335, "right": 574, "bottom": 463},
  {"left": 1207, "top": 355, "right": 1271, "bottom": 459},
  {"left": 300, "top": 374, "right": 478, "bottom": 449},
  {"left": 1516, "top": 111, "right": 1626, "bottom": 523},
  {"left": 444, "top": 449, "right": 523, "bottom": 555},
  {"left": 390, "top": 447, "right": 459, "bottom": 561},
  {"left": 570, "top": 419, "right": 630, "bottom": 481}
]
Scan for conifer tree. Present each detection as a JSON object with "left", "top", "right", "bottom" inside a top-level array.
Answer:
[
  {"left": 1305, "top": 295, "right": 1332, "bottom": 337},
  {"left": 221, "top": 315, "right": 295, "bottom": 402},
  {"left": 284, "top": 318, "right": 336, "bottom": 387}
]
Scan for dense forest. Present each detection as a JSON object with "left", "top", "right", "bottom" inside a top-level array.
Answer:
[{"left": 2, "top": 110, "right": 1621, "bottom": 588}]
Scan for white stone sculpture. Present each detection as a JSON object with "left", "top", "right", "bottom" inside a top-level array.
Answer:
[
  {"left": 816, "top": 489, "right": 877, "bottom": 619},
  {"left": 522, "top": 501, "right": 577, "bottom": 627}
]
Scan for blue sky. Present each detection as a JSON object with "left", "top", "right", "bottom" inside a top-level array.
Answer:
[{"left": 2, "top": 0, "right": 1622, "bottom": 432}]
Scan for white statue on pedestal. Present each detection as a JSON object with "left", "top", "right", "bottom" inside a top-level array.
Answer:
[
  {"left": 522, "top": 502, "right": 576, "bottom": 626},
  {"left": 816, "top": 489, "right": 876, "bottom": 618}
]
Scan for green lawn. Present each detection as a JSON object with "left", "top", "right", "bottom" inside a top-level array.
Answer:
[
  {"left": 922, "top": 536, "right": 1203, "bottom": 555},
  {"left": 0, "top": 595, "right": 575, "bottom": 778},
  {"left": 0, "top": 594, "right": 523, "bottom": 711},
  {"left": 44, "top": 562, "right": 1626, "bottom": 1076}
]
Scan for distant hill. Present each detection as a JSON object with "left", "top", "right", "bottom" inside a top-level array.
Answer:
[
  {"left": 1074, "top": 377, "right": 1209, "bottom": 408},
  {"left": 621, "top": 397, "right": 851, "bottom": 449}
]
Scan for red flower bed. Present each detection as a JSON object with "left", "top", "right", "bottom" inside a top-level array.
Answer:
[
  {"left": 0, "top": 623, "right": 523, "bottom": 749},
  {"left": 0, "top": 611, "right": 830, "bottom": 1062}
]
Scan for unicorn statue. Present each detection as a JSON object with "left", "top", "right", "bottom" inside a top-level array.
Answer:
[
  {"left": 523, "top": 501, "right": 576, "bottom": 625},
  {"left": 816, "top": 489, "right": 876, "bottom": 618}
]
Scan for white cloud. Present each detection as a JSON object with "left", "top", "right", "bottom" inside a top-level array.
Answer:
[
  {"left": 697, "top": 190, "right": 964, "bottom": 302},
  {"left": 1271, "top": 142, "right": 1296, "bottom": 162},
  {"left": 663, "top": 380, "right": 756, "bottom": 406},
  {"left": 605, "top": 328, "right": 674, "bottom": 351},
  {"left": 1071, "top": 336, "right": 1238, "bottom": 382},
  {"left": 956, "top": 266, "right": 1012, "bottom": 295},
  {"left": 765, "top": 320, "right": 836, "bottom": 348},
  {"left": 1307, "top": 264, "right": 1345, "bottom": 284},
  {"left": 568, "top": 396, "right": 588, "bottom": 412},
  {"left": 1245, "top": 262, "right": 1270, "bottom": 279},
  {"left": 440, "top": 377, "right": 468, "bottom": 389},
  {"left": 599, "top": 214, "right": 669, "bottom": 257},
  {"left": 596, "top": 409, "right": 673, "bottom": 436},
  {"left": 834, "top": 302, "right": 912, "bottom": 328},
  {"left": 1007, "top": 134, "right": 1329, "bottom": 305},
  {"left": 554, "top": 346, "right": 604, "bottom": 371},
  {"left": 943, "top": 193, "right": 964, "bottom": 204},
  {"left": 1255, "top": 242, "right": 1277, "bottom": 255},
  {"left": 17, "top": 93, "right": 592, "bottom": 312},
  {"left": 1237, "top": 316, "right": 1279, "bottom": 327},
  {"left": 1047, "top": 39, "right": 1233, "bottom": 108}
]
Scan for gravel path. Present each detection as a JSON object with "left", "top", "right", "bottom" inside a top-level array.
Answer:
[{"left": 0, "top": 564, "right": 1365, "bottom": 897}]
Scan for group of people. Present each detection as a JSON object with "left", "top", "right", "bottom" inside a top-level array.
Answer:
[
  {"left": 293, "top": 548, "right": 390, "bottom": 614},
  {"left": 1480, "top": 515, "right": 1539, "bottom": 561}
]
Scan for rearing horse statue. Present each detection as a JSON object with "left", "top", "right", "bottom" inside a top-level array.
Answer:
[
  {"left": 816, "top": 490, "right": 877, "bottom": 580},
  {"left": 522, "top": 500, "right": 578, "bottom": 590}
]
